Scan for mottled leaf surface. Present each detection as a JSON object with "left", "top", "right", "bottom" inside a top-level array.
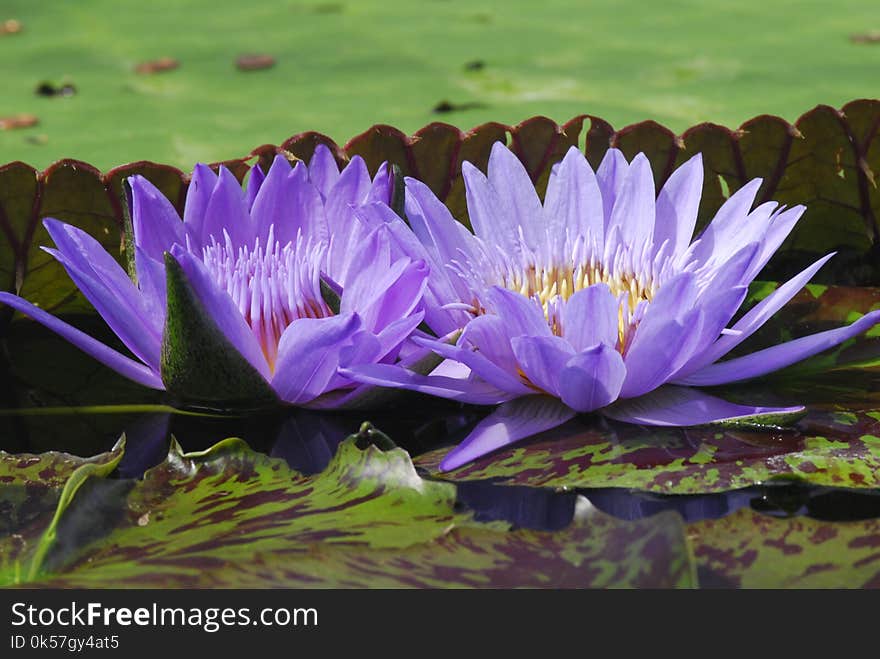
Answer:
[
  {"left": 689, "top": 509, "right": 880, "bottom": 588},
  {"left": 2, "top": 436, "right": 695, "bottom": 588},
  {"left": 0, "top": 442, "right": 123, "bottom": 585},
  {"left": 415, "top": 407, "right": 880, "bottom": 494}
]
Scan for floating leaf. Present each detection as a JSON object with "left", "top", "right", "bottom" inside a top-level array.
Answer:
[
  {"left": 689, "top": 508, "right": 880, "bottom": 588},
  {"left": 213, "top": 505, "right": 694, "bottom": 589},
  {"left": 414, "top": 407, "right": 880, "bottom": 494},
  {"left": 0, "top": 442, "right": 123, "bottom": 585},
  {"left": 3, "top": 435, "right": 695, "bottom": 588}
]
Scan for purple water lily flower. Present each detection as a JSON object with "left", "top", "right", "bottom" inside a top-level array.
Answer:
[
  {"left": 0, "top": 146, "right": 429, "bottom": 409},
  {"left": 344, "top": 143, "right": 880, "bottom": 470}
]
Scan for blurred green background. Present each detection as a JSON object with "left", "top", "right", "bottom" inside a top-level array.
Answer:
[{"left": 1, "top": 0, "right": 878, "bottom": 171}]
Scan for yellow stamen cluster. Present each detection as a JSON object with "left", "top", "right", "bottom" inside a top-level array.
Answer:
[
  {"left": 502, "top": 262, "right": 654, "bottom": 312},
  {"left": 494, "top": 261, "right": 656, "bottom": 351}
]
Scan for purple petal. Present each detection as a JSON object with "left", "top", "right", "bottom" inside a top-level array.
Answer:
[
  {"left": 653, "top": 153, "right": 703, "bottom": 257},
  {"left": 324, "top": 156, "right": 372, "bottom": 235},
  {"left": 250, "top": 155, "right": 293, "bottom": 243},
  {"left": 510, "top": 335, "right": 574, "bottom": 396},
  {"left": 339, "top": 234, "right": 426, "bottom": 332},
  {"left": 743, "top": 205, "right": 806, "bottom": 281},
  {"left": 352, "top": 201, "right": 469, "bottom": 335},
  {"left": 202, "top": 167, "right": 252, "bottom": 247},
  {"left": 462, "top": 161, "right": 520, "bottom": 253},
  {"left": 621, "top": 306, "right": 704, "bottom": 398},
  {"left": 685, "top": 178, "right": 762, "bottom": 267},
  {"left": 413, "top": 335, "right": 533, "bottom": 395},
  {"left": 695, "top": 242, "right": 759, "bottom": 300},
  {"left": 128, "top": 176, "right": 185, "bottom": 262},
  {"left": 670, "top": 285, "right": 748, "bottom": 379},
  {"left": 366, "top": 162, "right": 393, "bottom": 206},
  {"left": 338, "top": 330, "right": 382, "bottom": 369},
  {"left": 333, "top": 221, "right": 391, "bottom": 292},
  {"left": 595, "top": 148, "right": 629, "bottom": 228},
  {"left": 43, "top": 221, "right": 161, "bottom": 368},
  {"left": 340, "top": 363, "right": 515, "bottom": 405},
  {"left": 134, "top": 246, "right": 166, "bottom": 324},
  {"left": 439, "top": 396, "right": 576, "bottom": 471},
  {"left": 183, "top": 163, "right": 218, "bottom": 247},
  {"left": 169, "top": 245, "right": 270, "bottom": 381},
  {"left": 624, "top": 271, "right": 697, "bottom": 354},
  {"left": 0, "top": 292, "right": 164, "bottom": 389},
  {"left": 562, "top": 283, "right": 620, "bottom": 351},
  {"left": 244, "top": 164, "right": 266, "bottom": 210},
  {"left": 459, "top": 314, "right": 521, "bottom": 375},
  {"left": 313, "top": 341, "right": 451, "bottom": 410},
  {"left": 680, "top": 309, "right": 880, "bottom": 386},
  {"left": 308, "top": 144, "right": 341, "bottom": 198},
  {"left": 603, "top": 385, "right": 805, "bottom": 427},
  {"left": 607, "top": 153, "right": 656, "bottom": 253},
  {"left": 272, "top": 313, "right": 362, "bottom": 404},
  {"left": 543, "top": 146, "right": 605, "bottom": 250},
  {"left": 484, "top": 286, "right": 553, "bottom": 338},
  {"left": 676, "top": 253, "right": 835, "bottom": 378},
  {"left": 487, "top": 143, "right": 543, "bottom": 248},
  {"left": 372, "top": 312, "right": 425, "bottom": 363},
  {"left": 559, "top": 344, "right": 626, "bottom": 412},
  {"left": 361, "top": 258, "right": 427, "bottom": 332},
  {"left": 280, "top": 162, "right": 327, "bottom": 245},
  {"left": 404, "top": 176, "right": 475, "bottom": 269}
]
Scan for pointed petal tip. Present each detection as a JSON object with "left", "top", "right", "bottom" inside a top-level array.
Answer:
[
  {"left": 563, "top": 144, "right": 582, "bottom": 158},
  {"left": 438, "top": 451, "right": 466, "bottom": 472},
  {"left": 461, "top": 159, "right": 483, "bottom": 178},
  {"left": 437, "top": 396, "right": 576, "bottom": 470},
  {"left": 41, "top": 216, "right": 64, "bottom": 234},
  {"left": 269, "top": 153, "right": 292, "bottom": 170},
  {"left": 312, "top": 142, "right": 332, "bottom": 158}
]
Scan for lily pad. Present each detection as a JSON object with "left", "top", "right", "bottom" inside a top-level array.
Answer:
[
  {"left": 0, "top": 441, "right": 123, "bottom": 584},
  {"left": 414, "top": 407, "right": 880, "bottom": 494},
  {"left": 2, "top": 432, "right": 696, "bottom": 588},
  {"left": 688, "top": 508, "right": 880, "bottom": 588}
]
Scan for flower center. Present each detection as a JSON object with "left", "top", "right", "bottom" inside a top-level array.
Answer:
[
  {"left": 461, "top": 232, "right": 674, "bottom": 353},
  {"left": 201, "top": 227, "right": 331, "bottom": 371}
]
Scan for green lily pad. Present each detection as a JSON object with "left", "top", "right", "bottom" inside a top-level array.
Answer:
[
  {"left": 414, "top": 407, "right": 880, "bottom": 495},
  {"left": 208, "top": 505, "right": 693, "bottom": 589},
  {"left": 0, "top": 441, "right": 123, "bottom": 584},
  {"left": 688, "top": 508, "right": 880, "bottom": 588},
  {"left": 2, "top": 433, "right": 696, "bottom": 588}
]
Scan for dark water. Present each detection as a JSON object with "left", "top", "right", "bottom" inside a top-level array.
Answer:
[{"left": 5, "top": 400, "right": 880, "bottom": 533}]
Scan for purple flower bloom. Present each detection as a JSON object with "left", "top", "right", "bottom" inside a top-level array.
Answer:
[
  {"left": 0, "top": 146, "right": 430, "bottom": 409},
  {"left": 344, "top": 143, "right": 880, "bottom": 470}
]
